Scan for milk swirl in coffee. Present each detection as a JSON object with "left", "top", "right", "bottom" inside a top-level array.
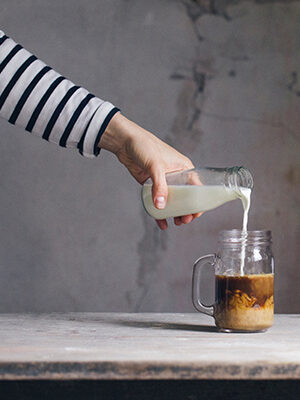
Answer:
[{"left": 215, "top": 273, "right": 274, "bottom": 331}]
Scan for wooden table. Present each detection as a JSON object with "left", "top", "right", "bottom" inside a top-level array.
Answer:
[{"left": 0, "top": 313, "right": 299, "bottom": 399}]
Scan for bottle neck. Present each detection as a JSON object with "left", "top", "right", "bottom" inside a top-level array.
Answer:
[{"left": 225, "top": 167, "right": 253, "bottom": 193}]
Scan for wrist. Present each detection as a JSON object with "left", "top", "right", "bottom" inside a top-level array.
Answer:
[{"left": 98, "top": 112, "right": 133, "bottom": 155}]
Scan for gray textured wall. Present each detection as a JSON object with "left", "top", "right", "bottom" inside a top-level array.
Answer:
[{"left": 0, "top": 0, "right": 299, "bottom": 313}]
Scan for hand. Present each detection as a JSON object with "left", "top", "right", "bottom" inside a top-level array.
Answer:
[{"left": 99, "top": 113, "right": 202, "bottom": 229}]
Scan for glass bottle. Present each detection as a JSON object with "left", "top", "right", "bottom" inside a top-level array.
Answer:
[{"left": 142, "top": 166, "right": 253, "bottom": 219}]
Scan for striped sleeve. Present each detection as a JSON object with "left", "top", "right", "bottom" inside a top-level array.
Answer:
[{"left": 0, "top": 30, "right": 120, "bottom": 158}]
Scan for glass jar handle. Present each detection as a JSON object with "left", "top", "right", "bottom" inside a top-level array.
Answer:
[{"left": 192, "top": 254, "right": 216, "bottom": 317}]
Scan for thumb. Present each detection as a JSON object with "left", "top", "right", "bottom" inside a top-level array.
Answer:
[{"left": 150, "top": 167, "right": 168, "bottom": 209}]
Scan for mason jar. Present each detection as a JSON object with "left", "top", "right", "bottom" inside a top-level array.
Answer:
[{"left": 192, "top": 230, "right": 274, "bottom": 332}]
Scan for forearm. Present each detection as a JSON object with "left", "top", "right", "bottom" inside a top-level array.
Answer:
[
  {"left": 0, "top": 30, "right": 119, "bottom": 158},
  {"left": 98, "top": 112, "right": 131, "bottom": 154},
  {"left": 99, "top": 113, "right": 153, "bottom": 155}
]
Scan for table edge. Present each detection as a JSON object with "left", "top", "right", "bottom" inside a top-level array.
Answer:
[{"left": 0, "top": 361, "right": 299, "bottom": 380}]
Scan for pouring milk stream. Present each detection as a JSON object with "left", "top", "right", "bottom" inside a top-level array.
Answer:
[{"left": 142, "top": 167, "right": 253, "bottom": 275}]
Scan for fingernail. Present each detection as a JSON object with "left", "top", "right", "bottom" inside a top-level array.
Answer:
[{"left": 156, "top": 196, "right": 166, "bottom": 209}]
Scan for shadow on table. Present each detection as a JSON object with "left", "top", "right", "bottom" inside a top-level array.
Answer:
[
  {"left": 48, "top": 314, "right": 218, "bottom": 333},
  {"left": 107, "top": 318, "right": 218, "bottom": 333}
]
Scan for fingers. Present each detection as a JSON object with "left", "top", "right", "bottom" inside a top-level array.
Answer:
[
  {"left": 174, "top": 217, "right": 182, "bottom": 226},
  {"left": 150, "top": 167, "right": 168, "bottom": 210},
  {"left": 193, "top": 212, "right": 203, "bottom": 219},
  {"left": 156, "top": 219, "right": 168, "bottom": 230},
  {"left": 181, "top": 215, "right": 193, "bottom": 224},
  {"left": 149, "top": 165, "right": 203, "bottom": 230},
  {"left": 173, "top": 212, "right": 204, "bottom": 226},
  {"left": 186, "top": 170, "right": 203, "bottom": 186}
]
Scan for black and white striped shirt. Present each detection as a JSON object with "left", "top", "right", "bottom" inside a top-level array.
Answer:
[{"left": 0, "top": 30, "right": 119, "bottom": 158}]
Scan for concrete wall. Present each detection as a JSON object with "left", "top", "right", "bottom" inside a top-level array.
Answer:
[{"left": 0, "top": 0, "right": 299, "bottom": 313}]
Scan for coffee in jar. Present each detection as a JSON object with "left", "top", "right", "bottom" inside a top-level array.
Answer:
[{"left": 214, "top": 273, "right": 274, "bottom": 332}]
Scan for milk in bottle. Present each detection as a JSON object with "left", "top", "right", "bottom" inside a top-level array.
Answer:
[{"left": 142, "top": 167, "right": 253, "bottom": 221}]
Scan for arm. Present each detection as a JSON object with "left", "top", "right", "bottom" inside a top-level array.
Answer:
[
  {"left": 0, "top": 30, "right": 118, "bottom": 158},
  {"left": 0, "top": 30, "right": 201, "bottom": 229}
]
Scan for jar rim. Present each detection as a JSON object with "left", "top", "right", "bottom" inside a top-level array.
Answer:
[{"left": 219, "top": 229, "right": 271, "bottom": 244}]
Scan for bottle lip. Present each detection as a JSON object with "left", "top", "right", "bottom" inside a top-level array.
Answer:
[
  {"left": 219, "top": 229, "right": 272, "bottom": 245},
  {"left": 226, "top": 166, "right": 254, "bottom": 190}
]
